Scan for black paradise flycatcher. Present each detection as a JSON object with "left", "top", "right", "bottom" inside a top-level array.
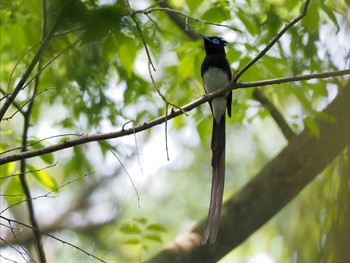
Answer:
[{"left": 200, "top": 34, "right": 232, "bottom": 244}]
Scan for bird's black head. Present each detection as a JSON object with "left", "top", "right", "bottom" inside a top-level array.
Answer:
[{"left": 200, "top": 34, "right": 228, "bottom": 55}]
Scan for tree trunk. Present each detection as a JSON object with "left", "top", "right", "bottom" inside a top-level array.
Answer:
[{"left": 147, "top": 80, "right": 350, "bottom": 263}]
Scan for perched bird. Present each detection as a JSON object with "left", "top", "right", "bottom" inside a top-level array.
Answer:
[{"left": 200, "top": 34, "right": 232, "bottom": 244}]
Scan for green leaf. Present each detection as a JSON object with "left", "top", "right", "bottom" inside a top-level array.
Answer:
[
  {"left": 145, "top": 234, "right": 162, "bottom": 243},
  {"left": 302, "top": 2, "right": 319, "bottom": 32},
  {"left": 196, "top": 118, "right": 211, "bottom": 143},
  {"left": 134, "top": 217, "right": 148, "bottom": 225},
  {"left": 186, "top": 0, "right": 201, "bottom": 13},
  {"left": 117, "top": 37, "right": 137, "bottom": 77},
  {"left": 122, "top": 238, "right": 141, "bottom": 245},
  {"left": 147, "top": 223, "right": 167, "bottom": 233},
  {"left": 304, "top": 116, "right": 320, "bottom": 138},
  {"left": 236, "top": 9, "right": 258, "bottom": 36},
  {"left": 29, "top": 165, "right": 58, "bottom": 191},
  {"left": 0, "top": 161, "right": 16, "bottom": 178},
  {"left": 177, "top": 51, "right": 195, "bottom": 80},
  {"left": 4, "top": 176, "right": 25, "bottom": 206},
  {"left": 119, "top": 223, "right": 141, "bottom": 234},
  {"left": 201, "top": 7, "right": 230, "bottom": 23},
  {"left": 29, "top": 139, "right": 55, "bottom": 165},
  {"left": 320, "top": 4, "right": 339, "bottom": 32}
]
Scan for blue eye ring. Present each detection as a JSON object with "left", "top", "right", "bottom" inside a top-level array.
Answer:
[{"left": 212, "top": 38, "right": 220, "bottom": 44}]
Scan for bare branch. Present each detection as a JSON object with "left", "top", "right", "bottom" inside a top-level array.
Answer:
[
  {"left": 0, "top": 69, "right": 349, "bottom": 166},
  {"left": 99, "top": 141, "right": 141, "bottom": 207}
]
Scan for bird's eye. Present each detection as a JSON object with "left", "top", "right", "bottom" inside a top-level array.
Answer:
[{"left": 212, "top": 38, "right": 220, "bottom": 44}]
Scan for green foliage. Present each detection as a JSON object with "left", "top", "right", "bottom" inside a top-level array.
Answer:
[
  {"left": 120, "top": 217, "right": 166, "bottom": 254},
  {"left": 0, "top": 0, "right": 349, "bottom": 262}
]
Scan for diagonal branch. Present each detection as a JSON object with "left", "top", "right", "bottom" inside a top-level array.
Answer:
[
  {"left": 232, "top": 0, "right": 311, "bottom": 82},
  {"left": 0, "top": 3, "right": 66, "bottom": 122},
  {"left": 0, "top": 69, "right": 349, "bottom": 166},
  {"left": 253, "top": 89, "right": 296, "bottom": 140},
  {"left": 156, "top": 0, "right": 296, "bottom": 141}
]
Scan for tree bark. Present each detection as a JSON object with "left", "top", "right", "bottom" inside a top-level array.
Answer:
[{"left": 147, "top": 80, "right": 350, "bottom": 263}]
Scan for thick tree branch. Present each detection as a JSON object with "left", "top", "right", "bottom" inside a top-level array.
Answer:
[
  {"left": 0, "top": 70, "right": 349, "bottom": 166},
  {"left": 253, "top": 89, "right": 296, "bottom": 140},
  {"left": 146, "top": 80, "right": 350, "bottom": 263}
]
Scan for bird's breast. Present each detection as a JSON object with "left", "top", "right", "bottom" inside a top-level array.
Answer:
[
  {"left": 202, "top": 68, "right": 230, "bottom": 124},
  {"left": 202, "top": 67, "right": 230, "bottom": 94}
]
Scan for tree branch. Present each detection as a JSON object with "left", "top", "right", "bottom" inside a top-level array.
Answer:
[
  {"left": 0, "top": 2, "right": 66, "bottom": 122},
  {"left": 0, "top": 69, "right": 349, "bottom": 166},
  {"left": 156, "top": 0, "right": 296, "bottom": 142},
  {"left": 146, "top": 79, "right": 350, "bottom": 262},
  {"left": 253, "top": 89, "right": 296, "bottom": 140},
  {"left": 18, "top": 1, "right": 48, "bottom": 261},
  {"left": 232, "top": 0, "right": 311, "bottom": 82}
]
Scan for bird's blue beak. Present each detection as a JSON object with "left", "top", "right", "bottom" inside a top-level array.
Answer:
[{"left": 200, "top": 34, "right": 210, "bottom": 41}]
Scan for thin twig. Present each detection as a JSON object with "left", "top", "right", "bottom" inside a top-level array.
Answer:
[
  {"left": 125, "top": 0, "right": 156, "bottom": 71},
  {"left": 6, "top": 42, "right": 41, "bottom": 93},
  {"left": 0, "top": 87, "right": 25, "bottom": 116},
  {"left": 0, "top": 216, "right": 108, "bottom": 263},
  {"left": 99, "top": 141, "right": 141, "bottom": 208},
  {"left": 126, "top": 0, "right": 187, "bottom": 114},
  {"left": 0, "top": 133, "right": 84, "bottom": 156},
  {"left": 3, "top": 87, "right": 56, "bottom": 121},
  {"left": 22, "top": 39, "right": 81, "bottom": 91},
  {"left": 0, "top": 162, "right": 58, "bottom": 180},
  {"left": 157, "top": 0, "right": 295, "bottom": 142},
  {"left": 0, "top": 69, "right": 349, "bottom": 165},
  {"left": 165, "top": 104, "right": 170, "bottom": 161},
  {"left": 132, "top": 7, "right": 241, "bottom": 33},
  {"left": 1, "top": 172, "right": 87, "bottom": 216},
  {"left": 0, "top": 236, "right": 32, "bottom": 262},
  {"left": 17, "top": 1, "right": 49, "bottom": 261},
  {"left": 0, "top": 3, "right": 66, "bottom": 122},
  {"left": 122, "top": 121, "right": 144, "bottom": 174}
]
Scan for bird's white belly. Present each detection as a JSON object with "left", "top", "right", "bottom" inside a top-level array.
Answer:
[{"left": 203, "top": 68, "right": 230, "bottom": 124}]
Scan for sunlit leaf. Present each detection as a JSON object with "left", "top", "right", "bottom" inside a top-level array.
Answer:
[
  {"left": 186, "top": 0, "right": 201, "bottom": 13},
  {"left": 28, "top": 139, "right": 55, "bottom": 165},
  {"left": 304, "top": 116, "right": 320, "bottom": 138},
  {"left": 0, "top": 161, "right": 16, "bottom": 178},
  {"left": 145, "top": 234, "right": 162, "bottom": 243},
  {"left": 146, "top": 223, "right": 167, "bottom": 233},
  {"left": 4, "top": 176, "right": 25, "bottom": 206},
  {"left": 122, "top": 238, "right": 140, "bottom": 245},
  {"left": 29, "top": 165, "right": 58, "bottom": 191},
  {"left": 119, "top": 223, "right": 142, "bottom": 234}
]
